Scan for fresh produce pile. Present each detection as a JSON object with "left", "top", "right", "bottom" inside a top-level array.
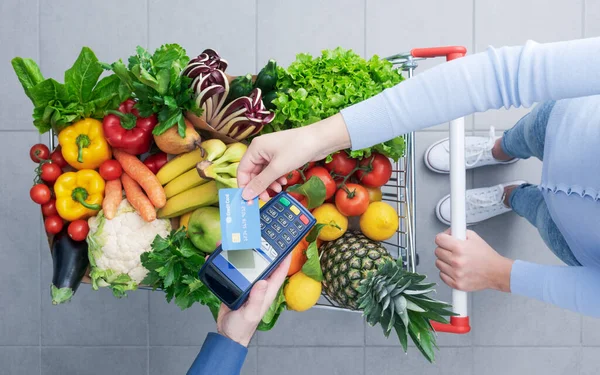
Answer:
[{"left": 13, "top": 44, "right": 453, "bottom": 362}]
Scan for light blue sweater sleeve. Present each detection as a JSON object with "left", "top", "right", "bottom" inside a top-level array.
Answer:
[
  {"left": 340, "top": 37, "right": 600, "bottom": 150},
  {"left": 511, "top": 261, "right": 600, "bottom": 317},
  {"left": 340, "top": 36, "right": 600, "bottom": 316}
]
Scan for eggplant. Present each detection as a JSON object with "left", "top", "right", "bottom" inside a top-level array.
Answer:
[{"left": 50, "top": 228, "right": 89, "bottom": 305}]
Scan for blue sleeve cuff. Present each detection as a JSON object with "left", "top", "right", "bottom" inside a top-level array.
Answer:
[
  {"left": 510, "top": 260, "right": 547, "bottom": 300},
  {"left": 340, "top": 91, "right": 397, "bottom": 151},
  {"left": 187, "top": 332, "right": 248, "bottom": 375}
]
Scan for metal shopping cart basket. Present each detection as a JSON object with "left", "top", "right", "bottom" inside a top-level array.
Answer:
[{"left": 315, "top": 46, "right": 471, "bottom": 335}]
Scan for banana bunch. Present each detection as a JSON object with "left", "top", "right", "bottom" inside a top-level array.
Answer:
[
  {"left": 196, "top": 142, "right": 247, "bottom": 189},
  {"left": 155, "top": 139, "right": 247, "bottom": 219}
]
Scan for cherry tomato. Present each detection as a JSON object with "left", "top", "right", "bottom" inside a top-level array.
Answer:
[
  {"left": 283, "top": 170, "right": 301, "bottom": 186},
  {"left": 44, "top": 215, "right": 63, "bottom": 235},
  {"left": 301, "top": 161, "right": 316, "bottom": 171},
  {"left": 30, "top": 183, "right": 51, "bottom": 204},
  {"left": 50, "top": 147, "right": 68, "bottom": 168},
  {"left": 40, "top": 162, "right": 62, "bottom": 184},
  {"left": 99, "top": 159, "right": 123, "bottom": 181},
  {"left": 41, "top": 199, "right": 58, "bottom": 217},
  {"left": 30, "top": 144, "right": 49, "bottom": 163},
  {"left": 324, "top": 151, "right": 358, "bottom": 178},
  {"left": 68, "top": 220, "right": 89, "bottom": 241},
  {"left": 305, "top": 166, "right": 336, "bottom": 200},
  {"left": 356, "top": 153, "right": 393, "bottom": 188},
  {"left": 335, "top": 183, "right": 370, "bottom": 216},
  {"left": 266, "top": 188, "right": 278, "bottom": 198}
]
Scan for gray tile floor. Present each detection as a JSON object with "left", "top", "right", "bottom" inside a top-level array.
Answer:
[{"left": 2, "top": 0, "right": 600, "bottom": 373}]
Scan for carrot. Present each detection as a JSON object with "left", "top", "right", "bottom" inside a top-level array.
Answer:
[
  {"left": 121, "top": 173, "right": 156, "bottom": 222},
  {"left": 103, "top": 179, "right": 123, "bottom": 220},
  {"left": 113, "top": 149, "right": 166, "bottom": 209}
]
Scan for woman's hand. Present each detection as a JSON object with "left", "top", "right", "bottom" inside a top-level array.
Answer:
[
  {"left": 216, "top": 256, "right": 291, "bottom": 347},
  {"left": 238, "top": 114, "right": 352, "bottom": 201},
  {"left": 434, "top": 229, "right": 514, "bottom": 293}
]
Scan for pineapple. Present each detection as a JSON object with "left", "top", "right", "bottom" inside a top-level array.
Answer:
[{"left": 320, "top": 231, "right": 456, "bottom": 363}]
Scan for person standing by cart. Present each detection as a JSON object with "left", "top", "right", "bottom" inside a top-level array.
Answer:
[
  {"left": 236, "top": 36, "right": 600, "bottom": 316},
  {"left": 189, "top": 36, "right": 600, "bottom": 373}
]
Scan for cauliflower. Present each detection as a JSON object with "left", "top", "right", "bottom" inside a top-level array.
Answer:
[{"left": 87, "top": 199, "right": 171, "bottom": 297}]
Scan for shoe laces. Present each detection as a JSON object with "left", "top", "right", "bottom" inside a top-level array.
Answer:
[
  {"left": 443, "top": 126, "right": 497, "bottom": 167},
  {"left": 465, "top": 186, "right": 503, "bottom": 211}
]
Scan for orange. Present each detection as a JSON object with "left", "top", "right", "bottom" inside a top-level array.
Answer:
[
  {"left": 288, "top": 239, "right": 308, "bottom": 276},
  {"left": 287, "top": 236, "right": 323, "bottom": 276}
]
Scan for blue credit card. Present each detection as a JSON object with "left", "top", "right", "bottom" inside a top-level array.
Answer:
[{"left": 218, "top": 188, "right": 262, "bottom": 251}]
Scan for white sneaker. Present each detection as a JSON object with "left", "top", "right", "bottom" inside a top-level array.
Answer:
[
  {"left": 424, "top": 126, "right": 518, "bottom": 173},
  {"left": 435, "top": 180, "right": 527, "bottom": 226}
]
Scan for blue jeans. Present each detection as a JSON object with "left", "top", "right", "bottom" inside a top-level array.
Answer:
[{"left": 500, "top": 101, "right": 581, "bottom": 266}]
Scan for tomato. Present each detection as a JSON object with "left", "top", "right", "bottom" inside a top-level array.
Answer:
[
  {"left": 40, "top": 162, "right": 62, "bottom": 184},
  {"left": 143, "top": 152, "right": 168, "bottom": 174},
  {"left": 288, "top": 191, "right": 305, "bottom": 203},
  {"left": 50, "top": 147, "right": 68, "bottom": 168},
  {"left": 301, "top": 161, "right": 316, "bottom": 171},
  {"left": 305, "top": 166, "right": 336, "bottom": 200},
  {"left": 283, "top": 170, "right": 301, "bottom": 186},
  {"left": 68, "top": 220, "right": 89, "bottom": 241},
  {"left": 30, "top": 183, "right": 51, "bottom": 204},
  {"left": 356, "top": 153, "right": 393, "bottom": 188},
  {"left": 99, "top": 159, "right": 123, "bottom": 181},
  {"left": 30, "top": 144, "right": 49, "bottom": 163},
  {"left": 335, "top": 183, "right": 370, "bottom": 216},
  {"left": 41, "top": 199, "right": 58, "bottom": 217},
  {"left": 44, "top": 215, "right": 63, "bottom": 235},
  {"left": 324, "top": 151, "right": 357, "bottom": 178}
]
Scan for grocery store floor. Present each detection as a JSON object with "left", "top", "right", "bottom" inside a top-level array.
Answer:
[{"left": 2, "top": 0, "right": 600, "bottom": 374}]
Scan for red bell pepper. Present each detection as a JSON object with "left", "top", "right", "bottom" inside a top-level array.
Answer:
[
  {"left": 102, "top": 99, "right": 158, "bottom": 155},
  {"left": 143, "top": 152, "right": 168, "bottom": 174}
]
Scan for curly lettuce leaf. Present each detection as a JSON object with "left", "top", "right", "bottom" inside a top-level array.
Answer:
[{"left": 269, "top": 47, "right": 405, "bottom": 160}]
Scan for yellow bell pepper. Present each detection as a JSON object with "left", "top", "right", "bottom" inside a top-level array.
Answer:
[
  {"left": 54, "top": 170, "right": 105, "bottom": 221},
  {"left": 58, "top": 118, "right": 111, "bottom": 170}
]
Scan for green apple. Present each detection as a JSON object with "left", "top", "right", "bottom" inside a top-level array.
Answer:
[{"left": 188, "top": 206, "right": 221, "bottom": 253}]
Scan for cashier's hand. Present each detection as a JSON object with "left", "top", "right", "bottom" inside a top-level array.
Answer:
[
  {"left": 434, "top": 229, "right": 514, "bottom": 293},
  {"left": 216, "top": 255, "right": 291, "bottom": 347}
]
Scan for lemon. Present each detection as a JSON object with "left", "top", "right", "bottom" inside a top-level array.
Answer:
[
  {"left": 284, "top": 272, "right": 322, "bottom": 312},
  {"left": 359, "top": 202, "right": 399, "bottom": 241},
  {"left": 312, "top": 203, "right": 348, "bottom": 241}
]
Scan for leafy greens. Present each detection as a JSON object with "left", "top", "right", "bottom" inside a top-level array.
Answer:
[
  {"left": 265, "top": 47, "right": 406, "bottom": 160},
  {"left": 141, "top": 229, "right": 221, "bottom": 320},
  {"left": 109, "top": 44, "right": 202, "bottom": 137},
  {"left": 12, "top": 47, "right": 123, "bottom": 134}
]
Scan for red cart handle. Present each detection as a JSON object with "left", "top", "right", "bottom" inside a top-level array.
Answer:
[
  {"left": 431, "top": 316, "right": 471, "bottom": 334},
  {"left": 411, "top": 46, "right": 467, "bottom": 61}
]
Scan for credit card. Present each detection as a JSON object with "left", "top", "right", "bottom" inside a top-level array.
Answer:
[{"left": 218, "top": 188, "right": 261, "bottom": 251}]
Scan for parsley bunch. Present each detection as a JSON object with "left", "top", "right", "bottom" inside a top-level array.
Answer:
[
  {"left": 110, "top": 44, "right": 203, "bottom": 137},
  {"left": 141, "top": 229, "right": 220, "bottom": 319}
]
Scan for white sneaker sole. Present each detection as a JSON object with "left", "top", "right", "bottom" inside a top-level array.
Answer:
[
  {"left": 435, "top": 180, "right": 528, "bottom": 226},
  {"left": 423, "top": 137, "right": 519, "bottom": 174}
]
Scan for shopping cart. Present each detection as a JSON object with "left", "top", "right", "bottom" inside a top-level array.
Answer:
[
  {"left": 315, "top": 46, "right": 471, "bottom": 335},
  {"left": 46, "top": 46, "right": 471, "bottom": 334}
]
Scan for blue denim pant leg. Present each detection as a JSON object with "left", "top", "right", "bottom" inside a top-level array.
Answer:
[
  {"left": 509, "top": 184, "right": 581, "bottom": 266},
  {"left": 501, "top": 101, "right": 556, "bottom": 161}
]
